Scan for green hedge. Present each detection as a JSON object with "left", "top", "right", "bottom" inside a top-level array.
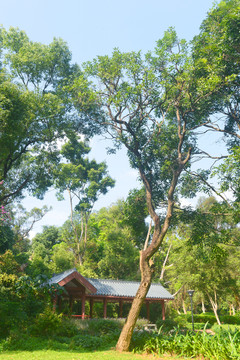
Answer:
[
  {"left": 172, "top": 312, "right": 240, "bottom": 326},
  {"left": 220, "top": 315, "right": 240, "bottom": 325}
]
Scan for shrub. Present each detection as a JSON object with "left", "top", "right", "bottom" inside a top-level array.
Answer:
[
  {"left": 87, "top": 318, "right": 121, "bottom": 335},
  {"left": 189, "top": 313, "right": 216, "bottom": 325},
  {"left": 0, "top": 300, "right": 28, "bottom": 338},
  {"left": 172, "top": 314, "right": 189, "bottom": 328},
  {"left": 186, "top": 322, "right": 211, "bottom": 330},
  {"left": 29, "top": 308, "right": 79, "bottom": 337},
  {"left": 220, "top": 314, "right": 240, "bottom": 325},
  {"left": 71, "top": 334, "right": 105, "bottom": 350},
  {"left": 156, "top": 318, "right": 178, "bottom": 331}
]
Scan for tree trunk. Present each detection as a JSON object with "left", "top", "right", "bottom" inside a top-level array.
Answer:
[
  {"left": 116, "top": 109, "right": 191, "bottom": 352},
  {"left": 202, "top": 299, "right": 206, "bottom": 313},
  {"left": 160, "top": 243, "right": 172, "bottom": 281},
  {"left": 116, "top": 251, "right": 153, "bottom": 351},
  {"left": 182, "top": 300, "right": 187, "bottom": 315},
  {"left": 230, "top": 304, "right": 236, "bottom": 316},
  {"left": 207, "top": 291, "right": 221, "bottom": 326}
]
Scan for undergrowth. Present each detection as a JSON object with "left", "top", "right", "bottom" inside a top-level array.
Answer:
[{"left": 130, "top": 326, "right": 240, "bottom": 360}]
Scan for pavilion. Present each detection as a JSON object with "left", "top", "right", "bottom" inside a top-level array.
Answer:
[{"left": 48, "top": 268, "right": 174, "bottom": 321}]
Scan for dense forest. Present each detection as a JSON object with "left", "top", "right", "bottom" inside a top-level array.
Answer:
[{"left": 0, "top": 0, "right": 240, "bottom": 355}]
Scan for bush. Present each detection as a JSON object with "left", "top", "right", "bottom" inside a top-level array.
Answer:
[
  {"left": 71, "top": 334, "right": 106, "bottom": 350},
  {"left": 0, "top": 300, "right": 28, "bottom": 338},
  {"left": 190, "top": 313, "right": 216, "bottom": 325},
  {"left": 172, "top": 314, "right": 189, "bottom": 328},
  {"left": 220, "top": 314, "right": 240, "bottom": 325},
  {"left": 186, "top": 322, "right": 211, "bottom": 330},
  {"left": 156, "top": 318, "right": 178, "bottom": 331},
  {"left": 29, "top": 308, "right": 79, "bottom": 337},
  {"left": 87, "top": 318, "right": 121, "bottom": 335}
]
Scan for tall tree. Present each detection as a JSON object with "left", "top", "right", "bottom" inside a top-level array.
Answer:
[
  {"left": 77, "top": 26, "right": 232, "bottom": 350},
  {"left": 191, "top": 0, "right": 240, "bottom": 209},
  {"left": 192, "top": 0, "right": 240, "bottom": 149},
  {"left": 0, "top": 27, "right": 100, "bottom": 205}
]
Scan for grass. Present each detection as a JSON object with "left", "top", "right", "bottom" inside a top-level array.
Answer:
[{"left": 0, "top": 349, "right": 192, "bottom": 360}]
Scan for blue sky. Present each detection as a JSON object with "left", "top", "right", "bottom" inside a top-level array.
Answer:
[{"left": 1, "top": 0, "right": 217, "bottom": 235}]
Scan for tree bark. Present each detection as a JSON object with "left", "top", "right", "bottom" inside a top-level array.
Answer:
[
  {"left": 201, "top": 299, "right": 206, "bottom": 314},
  {"left": 116, "top": 251, "right": 153, "bottom": 351},
  {"left": 116, "top": 107, "right": 191, "bottom": 352},
  {"left": 160, "top": 243, "right": 172, "bottom": 281},
  {"left": 207, "top": 291, "right": 221, "bottom": 326},
  {"left": 182, "top": 300, "right": 187, "bottom": 315}
]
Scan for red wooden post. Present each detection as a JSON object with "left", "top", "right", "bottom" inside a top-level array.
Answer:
[
  {"left": 81, "top": 291, "right": 86, "bottom": 319},
  {"left": 103, "top": 298, "right": 107, "bottom": 318},
  {"left": 53, "top": 294, "right": 58, "bottom": 312},
  {"left": 162, "top": 300, "right": 166, "bottom": 321}
]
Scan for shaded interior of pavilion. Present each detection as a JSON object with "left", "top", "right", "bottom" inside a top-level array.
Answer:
[{"left": 49, "top": 269, "right": 174, "bottom": 321}]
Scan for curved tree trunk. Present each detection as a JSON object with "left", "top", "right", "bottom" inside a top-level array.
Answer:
[
  {"left": 116, "top": 251, "right": 153, "bottom": 351},
  {"left": 116, "top": 107, "right": 192, "bottom": 352}
]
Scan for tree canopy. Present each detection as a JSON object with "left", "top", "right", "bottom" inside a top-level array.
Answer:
[
  {"left": 73, "top": 1, "right": 239, "bottom": 350},
  {"left": 0, "top": 27, "right": 100, "bottom": 205}
]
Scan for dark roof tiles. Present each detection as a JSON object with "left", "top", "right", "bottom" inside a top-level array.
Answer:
[
  {"left": 87, "top": 278, "right": 173, "bottom": 299},
  {"left": 48, "top": 269, "right": 174, "bottom": 300}
]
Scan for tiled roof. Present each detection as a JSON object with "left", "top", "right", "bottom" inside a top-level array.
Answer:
[
  {"left": 48, "top": 269, "right": 174, "bottom": 300},
  {"left": 48, "top": 268, "right": 77, "bottom": 285},
  {"left": 87, "top": 278, "right": 173, "bottom": 300}
]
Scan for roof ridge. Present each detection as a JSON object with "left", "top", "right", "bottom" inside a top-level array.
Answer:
[{"left": 87, "top": 277, "right": 143, "bottom": 284}]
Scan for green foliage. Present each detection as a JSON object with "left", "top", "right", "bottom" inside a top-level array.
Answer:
[
  {"left": 29, "top": 308, "right": 78, "bottom": 338},
  {"left": 54, "top": 134, "right": 115, "bottom": 211},
  {"left": 215, "top": 147, "right": 240, "bottom": 201},
  {"left": 0, "top": 224, "right": 15, "bottom": 253},
  {"left": 32, "top": 226, "right": 61, "bottom": 254},
  {"left": 87, "top": 319, "right": 121, "bottom": 335},
  {"left": 50, "top": 242, "right": 75, "bottom": 273},
  {"left": 0, "top": 271, "right": 54, "bottom": 338},
  {"left": 0, "top": 300, "right": 28, "bottom": 338},
  {"left": 27, "top": 256, "right": 51, "bottom": 278},
  {"left": 83, "top": 201, "right": 140, "bottom": 280},
  {"left": 121, "top": 188, "right": 148, "bottom": 248},
  {"left": 1, "top": 318, "right": 122, "bottom": 352},
  {"left": 156, "top": 318, "right": 178, "bottom": 332},
  {"left": 0, "top": 26, "right": 97, "bottom": 205},
  {"left": 0, "top": 250, "right": 19, "bottom": 274},
  {"left": 130, "top": 327, "right": 240, "bottom": 359}
]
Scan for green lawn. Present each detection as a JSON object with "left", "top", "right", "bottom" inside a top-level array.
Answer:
[{"left": 0, "top": 350, "right": 189, "bottom": 360}]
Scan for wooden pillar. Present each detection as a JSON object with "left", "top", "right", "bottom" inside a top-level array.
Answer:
[
  {"left": 146, "top": 301, "right": 150, "bottom": 321},
  {"left": 81, "top": 291, "right": 86, "bottom": 320},
  {"left": 53, "top": 294, "right": 58, "bottom": 312},
  {"left": 162, "top": 300, "right": 165, "bottom": 321},
  {"left": 58, "top": 296, "right": 62, "bottom": 312},
  {"left": 103, "top": 298, "right": 107, "bottom": 318},
  {"left": 119, "top": 300, "right": 123, "bottom": 318},
  {"left": 90, "top": 298, "right": 94, "bottom": 318}
]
